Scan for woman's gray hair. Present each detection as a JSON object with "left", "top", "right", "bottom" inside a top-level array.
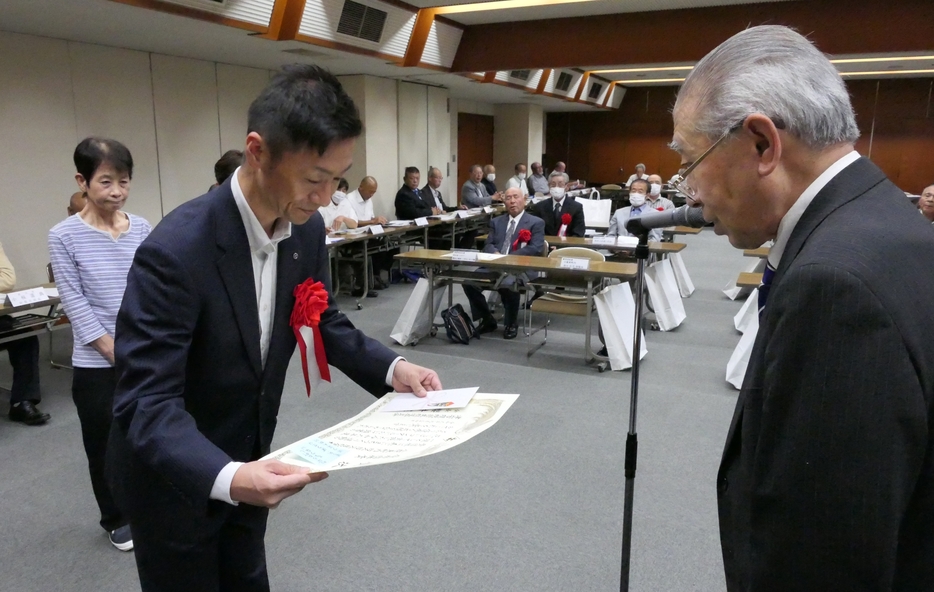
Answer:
[
  {"left": 674, "top": 25, "right": 859, "bottom": 149},
  {"left": 548, "top": 171, "right": 570, "bottom": 183}
]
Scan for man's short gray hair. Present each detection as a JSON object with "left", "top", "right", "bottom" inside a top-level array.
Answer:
[
  {"left": 549, "top": 171, "right": 569, "bottom": 183},
  {"left": 674, "top": 25, "right": 859, "bottom": 149}
]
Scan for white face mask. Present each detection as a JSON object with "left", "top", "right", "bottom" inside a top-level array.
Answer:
[
  {"left": 650, "top": 183, "right": 662, "bottom": 196},
  {"left": 486, "top": 174, "right": 496, "bottom": 182},
  {"left": 332, "top": 191, "right": 347, "bottom": 204},
  {"left": 517, "top": 173, "right": 526, "bottom": 180},
  {"left": 629, "top": 194, "right": 646, "bottom": 207},
  {"left": 549, "top": 187, "right": 566, "bottom": 200}
]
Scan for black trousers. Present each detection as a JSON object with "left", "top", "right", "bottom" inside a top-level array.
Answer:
[
  {"left": 1, "top": 335, "right": 40, "bottom": 405},
  {"left": 72, "top": 367, "right": 125, "bottom": 531},
  {"left": 463, "top": 285, "right": 521, "bottom": 327},
  {"left": 132, "top": 503, "right": 270, "bottom": 592}
]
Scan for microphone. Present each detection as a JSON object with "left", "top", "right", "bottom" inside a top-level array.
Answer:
[{"left": 625, "top": 205, "right": 707, "bottom": 235}]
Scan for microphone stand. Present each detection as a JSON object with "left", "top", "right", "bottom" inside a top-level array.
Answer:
[{"left": 620, "top": 228, "right": 649, "bottom": 592}]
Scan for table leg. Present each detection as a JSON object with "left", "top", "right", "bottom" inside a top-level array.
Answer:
[{"left": 585, "top": 277, "right": 594, "bottom": 363}]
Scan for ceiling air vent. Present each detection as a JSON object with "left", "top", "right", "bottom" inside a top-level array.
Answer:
[
  {"left": 555, "top": 72, "right": 573, "bottom": 92},
  {"left": 509, "top": 70, "right": 531, "bottom": 81},
  {"left": 337, "top": 0, "right": 388, "bottom": 43},
  {"left": 588, "top": 82, "right": 603, "bottom": 100}
]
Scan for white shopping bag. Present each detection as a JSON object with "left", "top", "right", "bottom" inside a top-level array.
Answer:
[
  {"left": 723, "top": 258, "right": 765, "bottom": 300},
  {"left": 726, "top": 311, "right": 758, "bottom": 389},
  {"left": 390, "top": 278, "right": 447, "bottom": 346},
  {"left": 733, "top": 288, "right": 758, "bottom": 334},
  {"left": 594, "top": 283, "right": 647, "bottom": 371},
  {"left": 668, "top": 252, "right": 695, "bottom": 297},
  {"left": 644, "top": 258, "right": 686, "bottom": 331}
]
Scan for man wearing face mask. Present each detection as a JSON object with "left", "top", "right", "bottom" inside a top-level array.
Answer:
[
  {"left": 481, "top": 164, "right": 498, "bottom": 197},
  {"left": 505, "top": 163, "right": 529, "bottom": 199},
  {"left": 645, "top": 174, "right": 675, "bottom": 211},
  {"left": 608, "top": 179, "right": 662, "bottom": 242},
  {"left": 527, "top": 162, "right": 549, "bottom": 196},
  {"left": 461, "top": 165, "right": 502, "bottom": 208},
  {"left": 531, "top": 171, "right": 586, "bottom": 237}
]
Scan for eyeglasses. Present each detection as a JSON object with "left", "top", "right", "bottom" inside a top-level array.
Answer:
[{"left": 670, "top": 122, "right": 743, "bottom": 201}]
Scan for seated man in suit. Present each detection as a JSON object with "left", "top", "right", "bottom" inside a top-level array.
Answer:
[
  {"left": 607, "top": 179, "right": 662, "bottom": 242},
  {"left": 481, "top": 164, "right": 498, "bottom": 197},
  {"left": 919, "top": 184, "right": 934, "bottom": 223},
  {"left": 106, "top": 65, "right": 441, "bottom": 592},
  {"left": 527, "top": 162, "right": 549, "bottom": 196},
  {"left": 531, "top": 171, "right": 586, "bottom": 237},
  {"left": 395, "top": 166, "right": 437, "bottom": 220},
  {"left": 462, "top": 187, "right": 544, "bottom": 340},
  {"left": 645, "top": 174, "right": 675, "bottom": 211},
  {"left": 0, "top": 241, "right": 50, "bottom": 426},
  {"left": 421, "top": 167, "right": 457, "bottom": 213},
  {"left": 462, "top": 164, "right": 503, "bottom": 208},
  {"left": 420, "top": 167, "right": 473, "bottom": 250}
]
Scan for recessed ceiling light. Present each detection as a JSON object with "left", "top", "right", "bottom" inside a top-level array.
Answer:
[
  {"left": 841, "top": 69, "right": 934, "bottom": 77},
  {"left": 830, "top": 55, "right": 934, "bottom": 64}
]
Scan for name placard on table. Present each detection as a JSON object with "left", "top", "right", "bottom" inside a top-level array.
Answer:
[
  {"left": 455, "top": 210, "right": 471, "bottom": 219},
  {"left": 559, "top": 257, "right": 591, "bottom": 271},
  {"left": 4, "top": 287, "right": 50, "bottom": 307},
  {"left": 591, "top": 236, "right": 617, "bottom": 246},
  {"left": 415, "top": 217, "right": 429, "bottom": 227},
  {"left": 451, "top": 251, "right": 479, "bottom": 262},
  {"left": 483, "top": 206, "right": 494, "bottom": 214},
  {"left": 369, "top": 224, "right": 385, "bottom": 235}
]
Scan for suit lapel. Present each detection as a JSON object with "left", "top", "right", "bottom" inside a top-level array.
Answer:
[
  {"left": 265, "top": 235, "right": 302, "bottom": 379},
  {"left": 215, "top": 191, "right": 263, "bottom": 380}
]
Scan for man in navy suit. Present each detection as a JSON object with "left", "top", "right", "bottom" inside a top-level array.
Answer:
[
  {"left": 394, "top": 166, "right": 437, "bottom": 220},
  {"left": 107, "top": 65, "right": 441, "bottom": 592},
  {"left": 462, "top": 187, "right": 544, "bottom": 340},
  {"left": 671, "top": 26, "right": 934, "bottom": 590},
  {"left": 530, "top": 171, "right": 586, "bottom": 237}
]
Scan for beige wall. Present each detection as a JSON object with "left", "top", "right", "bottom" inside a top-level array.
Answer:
[
  {"left": 493, "top": 104, "right": 545, "bottom": 185},
  {"left": 0, "top": 30, "right": 274, "bottom": 286}
]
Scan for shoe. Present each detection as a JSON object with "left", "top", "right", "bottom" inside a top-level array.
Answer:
[
  {"left": 597, "top": 346, "right": 608, "bottom": 357},
  {"left": 476, "top": 317, "right": 497, "bottom": 335},
  {"left": 9, "top": 401, "right": 50, "bottom": 426},
  {"left": 351, "top": 288, "right": 378, "bottom": 298},
  {"left": 503, "top": 324, "right": 518, "bottom": 340},
  {"left": 109, "top": 525, "right": 134, "bottom": 552},
  {"left": 373, "top": 278, "right": 388, "bottom": 290}
]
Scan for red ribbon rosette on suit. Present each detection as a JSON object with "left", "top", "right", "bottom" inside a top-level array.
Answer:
[
  {"left": 512, "top": 228, "right": 532, "bottom": 252},
  {"left": 290, "top": 279, "right": 331, "bottom": 396},
  {"left": 558, "top": 213, "right": 571, "bottom": 237}
]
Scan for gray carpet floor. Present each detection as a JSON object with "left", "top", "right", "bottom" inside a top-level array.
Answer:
[{"left": 0, "top": 229, "right": 750, "bottom": 591}]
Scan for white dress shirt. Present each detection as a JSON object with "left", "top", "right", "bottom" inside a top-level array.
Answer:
[
  {"left": 505, "top": 175, "right": 529, "bottom": 197},
  {"left": 212, "top": 169, "right": 403, "bottom": 505},
  {"left": 426, "top": 186, "right": 444, "bottom": 210},
  {"left": 347, "top": 189, "right": 374, "bottom": 221},
  {"left": 767, "top": 150, "right": 860, "bottom": 270},
  {"left": 625, "top": 173, "right": 649, "bottom": 187},
  {"left": 318, "top": 197, "right": 358, "bottom": 231}
]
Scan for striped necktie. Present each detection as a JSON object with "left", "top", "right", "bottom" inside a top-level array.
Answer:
[
  {"left": 757, "top": 263, "right": 776, "bottom": 318},
  {"left": 501, "top": 220, "right": 516, "bottom": 254}
]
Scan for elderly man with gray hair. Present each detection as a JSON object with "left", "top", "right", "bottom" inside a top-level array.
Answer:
[
  {"left": 625, "top": 163, "right": 648, "bottom": 187},
  {"left": 669, "top": 25, "right": 934, "bottom": 590}
]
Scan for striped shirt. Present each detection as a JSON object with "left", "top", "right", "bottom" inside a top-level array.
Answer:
[{"left": 48, "top": 212, "right": 152, "bottom": 368}]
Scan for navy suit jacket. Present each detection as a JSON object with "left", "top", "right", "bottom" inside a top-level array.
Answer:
[
  {"left": 420, "top": 184, "right": 454, "bottom": 212},
  {"left": 394, "top": 185, "right": 433, "bottom": 220},
  {"left": 484, "top": 212, "right": 545, "bottom": 257},
  {"left": 531, "top": 197, "right": 586, "bottom": 237},
  {"left": 107, "top": 180, "right": 397, "bottom": 524},
  {"left": 718, "top": 157, "right": 934, "bottom": 591}
]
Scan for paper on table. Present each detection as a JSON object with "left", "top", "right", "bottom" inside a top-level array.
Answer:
[
  {"left": 325, "top": 237, "right": 344, "bottom": 245},
  {"left": 264, "top": 392, "right": 519, "bottom": 471},
  {"left": 44, "top": 287, "right": 59, "bottom": 298},
  {"left": 381, "top": 387, "right": 478, "bottom": 412},
  {"left": 440, "top": 252, "right": 506, "bottom": 262},
  {"left": 617, "top": 236, "right": 639, "bottom": 248}
]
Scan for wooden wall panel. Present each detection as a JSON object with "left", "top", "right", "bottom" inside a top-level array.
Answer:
[
  {"left": 547, "top": 80, "right": 934, "bottom": 192},
  {"left": 456, "top": 113, "right": 493, "bottom": 203}
]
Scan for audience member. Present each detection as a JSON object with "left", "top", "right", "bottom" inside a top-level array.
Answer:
[
  {"left": 318, "top": 179, "right": 358, "bottom": 232},
  {"left": 0, "top": 241, "right": 50, "bottom": 426},
  {"left": 608, "top": 179, "right": 662, "bottom": 241},
  {"left": 645, "top": 174, "right": 675, "bottom": 211},
  {"left": 48, "top": 137, "right": 152, "bottom": 552},
  {"left": 420, "top": 167, "right": 473, "bottom": 249},
  {"left": 213, "top": 149, "right": 242, "bottom": 187},
  {"left": 625, "top": 163, "right": 649, "bottom": 187},
  {"left": 462, "top": 165, "right": 502, "bottom": 208},
  {"left": 348, "top": 176, "right": 388, "bottom": 226},
  {"left": 107, "top": 66, "right": 440, "bottom": 591},
  {"left": 421, "top": 167, "right": 456, "bottom": 212},
  {"left": 505, "top": 163, "right": 530, "bottom": 199},
  {"left": 462, "top": 187, "right": 544, "bottom": 340},
  {"left": 527, "top": 162, "right": 549, "bottom": 196},
  {"left": 531, "top": 171, "right": 585, "bottom": 237},
  {"left": 68, "top": 191, "right": 87, "bottom": 216},
  {"left": 919, "top": 184, "right": 934, "bottom": 223},
  {"left": 553, "top": 161, "right": 582, "bottom": 190},
  {"left": 481, "top": 164, "right": 498, "bottom": 197},
  {"left": 395, "top": 166, "right": 437, "bottom": 220},
  {"left": 669, "top": 167, "right": 686, "bottom": 185}
]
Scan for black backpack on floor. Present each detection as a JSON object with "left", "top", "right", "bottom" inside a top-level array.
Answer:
[{"left": 440, "top": 304, "right": 477, "bottom": 344}]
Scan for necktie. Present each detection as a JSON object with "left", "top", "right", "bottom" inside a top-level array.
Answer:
[
  {"left": 502, "top": 220, "right": 516, "bottom": 254},
  {"left": 757, "top": 263, "right": 776, "bottom": 318},
  {"left": 554, "top": 200, "right": 562, "bottom": 223}
]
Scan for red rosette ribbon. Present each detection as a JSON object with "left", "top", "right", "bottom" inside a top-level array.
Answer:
[
  {"left": 290, "top": 279, "right": 331, "bottom": 396},
  {"left": 512, "top": 228, "right": 532, "bottom": 251},
  {"left": 657, "top": 207, "right": 664, "bottom": 211},
  {"left": 558, "top": 213, "right": 572, "bottom": 237}
]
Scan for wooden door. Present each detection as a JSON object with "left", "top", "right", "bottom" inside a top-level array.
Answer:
[{"left": 457, "top": 113, "right": 494, "bottom": 205}]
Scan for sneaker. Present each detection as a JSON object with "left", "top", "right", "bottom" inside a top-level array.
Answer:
[{"left": 109, "top": 525, "right": 134, "bottom": 551}]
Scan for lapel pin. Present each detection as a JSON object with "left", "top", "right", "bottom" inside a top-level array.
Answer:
[{"left": 293, "top": 252, "right": 299, "bottom": 260}]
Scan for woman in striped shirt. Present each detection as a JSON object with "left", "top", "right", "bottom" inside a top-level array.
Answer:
[{"left": 48, "top": 138, "right": 151, "bottom": 552}]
